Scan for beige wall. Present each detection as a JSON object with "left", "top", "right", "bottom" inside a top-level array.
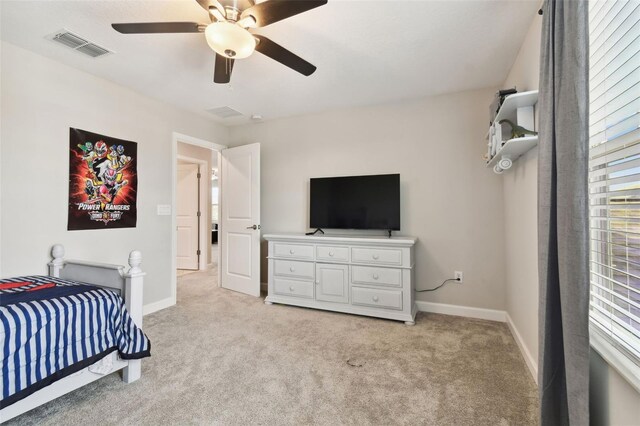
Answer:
[
  {"left": 228, "top": 88, "right": 507, "bottom": 311},
  {"left": 177, "top": 142, "right": 216, "bottom": 265},
  {"left": 501, "top": 14, "right": 640, "bottom": 423},
  {"left": 0, "top": 42, "right": 228, "bottom": 307},
  {"left": 501, "top": 15, "right": 542, "bottom": 376},
  {"left": 590, "top": 351, "right": 640, "bottom": 425}
]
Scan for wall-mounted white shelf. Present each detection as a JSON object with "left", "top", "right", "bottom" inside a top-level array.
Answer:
[
  {"left": 486, "top": 136, "right": 538, "bottom": 170},
  {"left": 485, "top": 90, "right": 539, "bottom": 173},
  {"left": 484, "top": 91, "right": 539, "bottom": 139},
  {"left": 494, "top": 90, "right": 538, "bottom": 124}
]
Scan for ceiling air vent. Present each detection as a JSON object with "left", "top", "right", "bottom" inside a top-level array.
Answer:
[
  {"left": 76, "top": 43, "right": 111, "bottom": 58},
  {"left": 49, "top": 29, "right": 112, "bottom": 58},
  {"left": 207, "top": 106, "right": 243, "bottom": 119}
]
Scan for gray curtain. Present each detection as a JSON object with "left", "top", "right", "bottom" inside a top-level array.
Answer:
[{"left": 538, "top": 0, "right": 590, "bottom": 425}]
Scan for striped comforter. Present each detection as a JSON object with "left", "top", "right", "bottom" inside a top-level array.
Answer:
[{"left": 0, "top": 276, "right": 150, "bottom": 408}]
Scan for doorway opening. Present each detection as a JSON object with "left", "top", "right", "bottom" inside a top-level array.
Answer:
[
  {"left": 210, "top": 164, "right": 219, "bottom": 272},
  {"left": 171, "top": 133, "right": 226, "bottom": 305},
  {"left": 171, "top": 134, "right": 262, "bottom": 307}
]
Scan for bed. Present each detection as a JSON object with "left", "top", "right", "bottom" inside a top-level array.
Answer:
[{"left": 0, "top": 244, "right": 149, "bottom": 422}]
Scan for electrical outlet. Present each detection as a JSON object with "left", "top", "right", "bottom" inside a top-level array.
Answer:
[{"left": 454, "top": 271, "right": 464, "bottom": 283}]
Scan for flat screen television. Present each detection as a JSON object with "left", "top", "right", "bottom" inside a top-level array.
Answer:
[{"left": 310, "top": 174, "right": 400, "bottom": 231}]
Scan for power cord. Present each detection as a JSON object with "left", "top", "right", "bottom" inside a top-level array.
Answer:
[{"left": 415, "top": 278, "right": 460, "bottom": 292}]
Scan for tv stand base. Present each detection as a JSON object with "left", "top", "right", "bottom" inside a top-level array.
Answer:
[{"left": 305, "top": 228, "right": 325, "bottom": 236}]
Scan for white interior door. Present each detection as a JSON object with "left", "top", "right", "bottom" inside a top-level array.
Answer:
[
  {"left": 220, "top": 143, "right": 260, "bottom": 297},
  {"left": 176, "top": 163, "right": 199, "bottom": 270}
]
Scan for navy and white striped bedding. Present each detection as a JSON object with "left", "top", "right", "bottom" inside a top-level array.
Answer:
[{"left": 0, "top": 275, "right": 150, "bottom": 408}]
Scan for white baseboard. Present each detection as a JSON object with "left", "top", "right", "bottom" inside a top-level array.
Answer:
[
  {"left": 143, "top": 297, "right": 175, "bottom": 316},
  {"left": 416, "top": 300, "right": 506, "bottom": 322},
  {"left": 506, "top": 313, "right": 538, "bottom": 383}
]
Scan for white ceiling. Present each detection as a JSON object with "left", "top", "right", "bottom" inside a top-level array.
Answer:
[{"left": 0, "top": 0, "right": 539, "bottom": 125}]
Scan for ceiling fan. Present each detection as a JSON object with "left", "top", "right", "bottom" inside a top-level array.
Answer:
[{"left": 112, "top": 0, "right": 327, "bottom": 84}]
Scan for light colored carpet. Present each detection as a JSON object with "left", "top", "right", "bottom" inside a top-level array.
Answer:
[{"left": 8, "top": 267, "right": 538, "bottom": 425}]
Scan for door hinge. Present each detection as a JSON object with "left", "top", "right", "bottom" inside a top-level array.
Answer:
[
  {"left": 197, "top": 249, "right": 201, "bottom": 256},
  {"left": 197, "top": 211, "right": 201, "bottom": 217},
  {"left": 197, "top": 172, "right": 202, "bottom": 179}
]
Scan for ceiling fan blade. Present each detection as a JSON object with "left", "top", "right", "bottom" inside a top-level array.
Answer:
[
  {"left": 195, "top": 0, "right": 225, "bottom": 20},
  {"left": 254, "top": 35, "right": 316, "bottom": 76},
  {"left": 111, "top": 22, "right": 204, "bottom": 34},
  {"left": 241, "top": 0, "right": 327, "bottom": 28},
  {"left": 214, "top": 54, "right": 234, "bottom": 83}
]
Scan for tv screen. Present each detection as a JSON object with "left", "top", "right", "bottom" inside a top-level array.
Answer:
[{"left": 310, "top": 174, "right": 400, "bottom": 230}]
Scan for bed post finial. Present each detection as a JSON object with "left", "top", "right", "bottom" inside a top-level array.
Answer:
[
  {"left": 48, "top": 244, "right": 65, "bottom": 277},
  {"left": 124, "top": 249, "right": 144, "bottom": 384},
  {"left": 52, "top": 244, "right": 65, "bottom": 262},
  {"left": 128, "top": 250, "right": 142, "bottom": 274}
]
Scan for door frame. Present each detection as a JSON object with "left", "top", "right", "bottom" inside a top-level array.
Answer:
[
  {"left": 176, "top": 155, "right": 206, "bottom": 270},
  {"left": 171, "top": 132, "right": 227, "bottom": 306}
]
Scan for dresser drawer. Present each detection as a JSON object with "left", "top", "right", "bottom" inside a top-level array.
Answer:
[
  {"left": 351, "top": 265, "right": 402, "bottom": 288},
  {"left": 273, "top": 243, "right": 314, "bottom": 260},
  {"left": 316, "top": 245, "right": 349, "bottom": 262},
  {"left": 351, "top": 286, "right": 403, "bottom": 310},
  {"left": 273, "top": 259, "right": 315, "bottom": 280},
  {"left": 351, "top": 247, "right": 402, "bottom": 266},
  {"left": 273, "top": 277, "right": 314, "bottom": 299}
]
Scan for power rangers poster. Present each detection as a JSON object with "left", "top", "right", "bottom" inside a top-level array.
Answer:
[{"left": 68, "top": 128, "right": 137, "bottom": 230}]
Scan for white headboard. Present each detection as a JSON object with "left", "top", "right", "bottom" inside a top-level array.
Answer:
[
  {"left": 47, "top": 244, "right": 144, "bottom": 315},
  {"left": 58, "top": 260, "right": 126, "bottom": 294}
]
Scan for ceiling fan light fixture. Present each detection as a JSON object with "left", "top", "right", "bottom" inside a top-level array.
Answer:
[{"left": 205, "top": 22, "right": 255, "bottom": 59}]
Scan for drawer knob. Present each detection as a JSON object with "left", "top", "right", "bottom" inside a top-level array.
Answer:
[
  {"left": 289, "top": 249, "right": 295, "bottom": 254},
  {"left": 329, "top": 251, "right": 334, "bottom": 257},
  {"left": 373, "top": 254, "right": 379, "bottom": 260},
  {"left": 289, "top": 267, "right": 295, "bottom": 272},
  {"left": 289, "top": 286, "right": 294, "bottom": 292},
  {"left": 373, "top": 274, "right": 379, "bottom": 280},
  {"left": 372, "top": 296, "right": 379, "bottom": 302}
]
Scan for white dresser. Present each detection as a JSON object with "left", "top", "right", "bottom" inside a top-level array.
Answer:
[{"left": 264, "top": 234, "right": 418, "bottom": 325}]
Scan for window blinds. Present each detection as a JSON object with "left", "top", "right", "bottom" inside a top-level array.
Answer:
[{"left": 589, "top": 0, "right": 640, "bottom": 362}]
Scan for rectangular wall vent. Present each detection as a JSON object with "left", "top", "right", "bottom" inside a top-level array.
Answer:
[
  {"left": 207, "top": 106, "right": 243, "bottom": 119},
  {"left": 49, "top": 29, "right": 112, "bottom": 58}
]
